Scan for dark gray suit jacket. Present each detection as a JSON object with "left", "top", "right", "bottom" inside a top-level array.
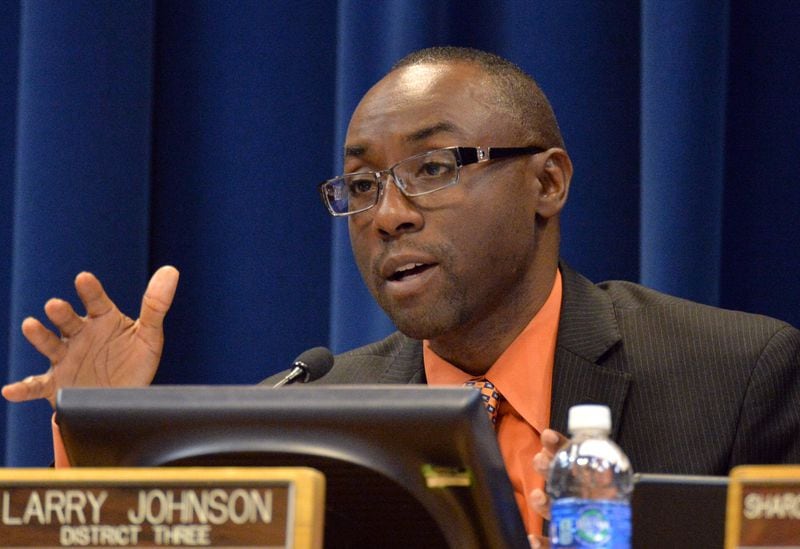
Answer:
[{"left": 277, "top": 262, "right": 800, "bottom": 475}]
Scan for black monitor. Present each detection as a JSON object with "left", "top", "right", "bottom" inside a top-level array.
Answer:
[
  {"left": 632, "top": 473, "right": 728, "bottom": 549},
  {"left": 57, "top": 385, "right": 529, "bottom": 549}
]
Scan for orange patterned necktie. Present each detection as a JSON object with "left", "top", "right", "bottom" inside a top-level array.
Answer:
[{"left": 464, "top": 379, "right": 502, "bottom": 426}]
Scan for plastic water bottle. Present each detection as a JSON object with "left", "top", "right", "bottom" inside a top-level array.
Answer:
[{"left": 547, "top": 404, "right": 633, "bottom": 548}]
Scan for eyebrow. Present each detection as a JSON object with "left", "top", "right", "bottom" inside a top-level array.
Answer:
[
  {"left": 405, "top": 121, "right": 459, "bottom": 143},
  {"left": 344, "top": 121, "right": 460, "bottom": 159},
  {"left": 344, "top": 145, "right": 366, "bottom": 158}
]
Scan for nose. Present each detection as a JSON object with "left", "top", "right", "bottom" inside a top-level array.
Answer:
[{"left": 371, "top": 175, "right": 424, "bottom": 238}]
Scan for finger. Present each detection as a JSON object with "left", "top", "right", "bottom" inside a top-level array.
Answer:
[
  {"left": 542, "top": 428, "right": 567, "bottom": 453},
  {"left": 529, "top": 487, "right": 551, "bottom": 520},
  {"left": 533, "top": 450, "right": 552, "bottom": 478},
  {"left": 74, "top": 271, "right": 116, "bottom": 318},
  {"left": 44, "top": 298, "right": 85, "bottom": 338},
  {"left": 528, "top": 533, "right": 549, "bottom": 548},
  {"left": 139, "top": 266, "right": 180, "bottom": 334},
  {"left": 1, "top": 372, "right": 56, "bottom": 406},
  {"left": 21, "top": 317, "right": 67, "bottom": 364},
  {"left": 534, "top": 429, "right": 569, "bottom": 478}
]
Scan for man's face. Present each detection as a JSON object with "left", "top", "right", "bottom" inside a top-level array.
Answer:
[{"left": 344, "top": 62, "right": 550, "bottom": 347}]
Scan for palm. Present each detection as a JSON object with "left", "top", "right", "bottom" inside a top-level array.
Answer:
[
  {"left": 2, "top": 266, "right": 179, "bottom": 407},
  {"left": 55, "top": 311, "right": 160, "bottom": 390}
]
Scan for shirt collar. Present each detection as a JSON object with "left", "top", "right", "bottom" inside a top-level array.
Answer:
[{"left": 423, "top": 269, "right": 562, "bottom": 434}]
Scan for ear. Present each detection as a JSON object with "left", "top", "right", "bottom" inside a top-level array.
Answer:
[{"left": 535, "top": 148, "right": 572, "bottom": 218}]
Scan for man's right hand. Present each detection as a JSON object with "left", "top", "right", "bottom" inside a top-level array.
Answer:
[
  {"left": 1, "top": 266, "right": 180, "bottom": 408},
  {"left": 528, "top": 428, "right": 569, "bottom": 548}
]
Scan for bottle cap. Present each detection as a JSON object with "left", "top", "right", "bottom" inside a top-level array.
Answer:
[{"left": 567, "top": 404, "right": 611, "bottom": 433}]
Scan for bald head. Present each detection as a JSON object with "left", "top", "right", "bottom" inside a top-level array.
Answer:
[{"left": 391, "top": 47, "right": 565, "bottom": 150}]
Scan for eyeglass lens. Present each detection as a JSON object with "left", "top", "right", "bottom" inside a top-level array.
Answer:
[{"left": 324, "top": 148, "right": 461, "bottom": 215}]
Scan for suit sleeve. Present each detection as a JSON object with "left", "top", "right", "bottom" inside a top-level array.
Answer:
[
  {"left": 52, "top": 413, "right": 71, "bottom": 468},
  {"left": 730, "top": 325, "right": 800, "bottom": 465}
]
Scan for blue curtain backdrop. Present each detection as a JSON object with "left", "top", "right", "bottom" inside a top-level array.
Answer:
[{"left": 1, "top": 0, "right": 798, "bottom": 466}]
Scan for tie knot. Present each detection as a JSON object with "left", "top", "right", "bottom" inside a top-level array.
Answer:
[{"left": 464, "top": 379, "right": 502, "bottom": 426}]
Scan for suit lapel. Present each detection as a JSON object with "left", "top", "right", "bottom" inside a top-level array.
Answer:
[
  {"left": 370, "top": 263, "right": 632, "bottom": 438},
  {"left": 550, "top": 262, "right": 631, "bottom": 439}
]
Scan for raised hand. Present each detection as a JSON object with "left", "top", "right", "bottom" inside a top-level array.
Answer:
[{"left": 1, "top": 266, "right": 180, "bottom": 408}]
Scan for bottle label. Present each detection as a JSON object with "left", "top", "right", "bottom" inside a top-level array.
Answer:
[{"left": 549, "top": 499, "right": 631, "bottom": 548}]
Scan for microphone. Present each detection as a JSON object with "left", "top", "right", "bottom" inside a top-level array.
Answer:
[{"left": 272, "top": 347, "right": 334, "bottom": 388}]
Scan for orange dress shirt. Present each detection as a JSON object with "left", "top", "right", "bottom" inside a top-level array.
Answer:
[{"left": 423, "top": 269, "right": 562, "bottom": 536}]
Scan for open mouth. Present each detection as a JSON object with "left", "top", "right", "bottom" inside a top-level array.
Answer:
[{"left": 388, "top": 263, "right": 434, "bottom": 282}]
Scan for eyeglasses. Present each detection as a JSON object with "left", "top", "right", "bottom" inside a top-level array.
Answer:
[{"left": 318, "top": 146, "right": 543, "bottom": 217}]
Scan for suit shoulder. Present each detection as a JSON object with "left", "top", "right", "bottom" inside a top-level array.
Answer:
[
  {"left": 335, "top": 331, "right": 416, "bottom": 362},
  {"left": 323, "top": 331, "right": 423, "bottom": 384},
  {"left": 597, "top": 278, "right": 794, "bottom": 331},
  {"left": 592, "top": 280, "right": 800, "bottom": 366}
]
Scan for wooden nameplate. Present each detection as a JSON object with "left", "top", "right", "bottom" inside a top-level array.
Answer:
[
  {"left": 726, "top": 465, "right": 800, "bottom": 548},
  {"left": 0, "top": 467, "right": 324, "bottom": 547}
]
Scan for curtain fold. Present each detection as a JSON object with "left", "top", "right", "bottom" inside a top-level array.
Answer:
[
  {"left": 720, "top": 2, "right": 800, "bottom": 321},
  {"left": 146, "top": 1, "right": 336, "bottom": 385},
  {"left": 641, "top": 0, "right": 729, "bottom": 303},
  {"left": 6, "top": 0, "right": 155, "bottom": 466},
  {"left": 0, "top": 1, "right": 20, "bottom": 464},
  {"left": 1, "top": 1, "right": 798, "bottom": 466}
]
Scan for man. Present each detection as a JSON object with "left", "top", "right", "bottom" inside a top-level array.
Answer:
[{"left": 4, "top": 47, "right": 800, "bottom": 542}]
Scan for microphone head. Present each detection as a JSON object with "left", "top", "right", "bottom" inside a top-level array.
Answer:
[{"left": 292, "top": 346, "right": 334, "bottom": 383}]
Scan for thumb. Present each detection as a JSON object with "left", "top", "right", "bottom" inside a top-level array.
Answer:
[
  {"left": 138, "top": 266, "right": 180, "bottom": 335},
  {"left": 2, "top": 372, "right": 56, "bottom": 408}
]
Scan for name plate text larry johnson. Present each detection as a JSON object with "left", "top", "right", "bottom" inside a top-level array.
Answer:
[{"left": 0, "top": 467, "right": 324, "bottom": 548}]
